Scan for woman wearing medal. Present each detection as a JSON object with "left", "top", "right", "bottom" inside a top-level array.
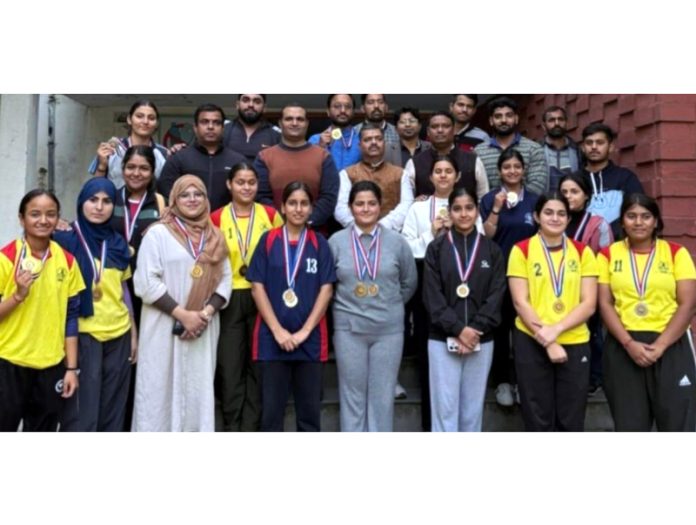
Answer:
[
  {"left": 598, "top": 194, "right": 696, "bottom": 431},
  {"left": 402, "top": 155, "right": 469, "bottom": 430},
  {"left": 329, "top": 180, "right": 418, "bottom": 432},
  {"left": 0, "top": 190, "right": 85, "bottom": 431},
  {"left": 422, "top": 186, "right": 506, "bottom": 431},
  {"left": 507, "top": 191, "right": 598, "bottom": 431},
  {"left": 559, "top": 172, "right": 613, "bottom": 395},
  {"left": 89, "top": 100, "right": 171, "bottom": 189},
  {"left": 53, "top": 178, "right": 134, "bottom": 431},
  {"left": 246, "top": 181, "right": 335, "bottom": 432},
  {"left": 480, "top": 149, "right": 540, "bottom": 407},
  {"left": 132, "top": 175, "right": 231, "bottom": 431},
  {"left": 210, "top": 162, "right": 284, "bottom": 432}
]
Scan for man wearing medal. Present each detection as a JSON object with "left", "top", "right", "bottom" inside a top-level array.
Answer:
[
  {"left": 334, "top": 124, "right": 414, "bottom": 233},
  {"left": 308, "top": 94, "right": 361, "bottom": 171}
]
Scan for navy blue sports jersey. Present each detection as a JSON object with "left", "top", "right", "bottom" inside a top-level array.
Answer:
[{"left": 246, "top": 228, "right": 336, "bottom": 362}]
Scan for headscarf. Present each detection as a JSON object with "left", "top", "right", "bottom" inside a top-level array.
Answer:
[
  {"left": 159, "top": 175, "right": 228, "bottom": 310},
  {"left": 54, "top": 178, "right": 131, "bottom": 317}
]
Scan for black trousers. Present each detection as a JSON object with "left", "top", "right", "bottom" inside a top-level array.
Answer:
[
  {"left": 603, "top": 331, "right": 696, "bottom": 432},
  {"left": 490, "top": 287, "right": 515, "bottom": 386},
  {"left": 61, "top": 331, "right": 131, "bottom": 432},
  {"left": 258, "top": 361, "right": 322, "bottom": 432},
  {"left": 407, "top": 259, "right": 431, "bottom": 431},
  {"left": 0, "top": 357, "right": 65, "bottom": 432},
  {"left": 514, "top": 329, "right": 590, "bottom": 431},
  {"left": 215, "top": 290, "right": 261, "bottom": 431}
]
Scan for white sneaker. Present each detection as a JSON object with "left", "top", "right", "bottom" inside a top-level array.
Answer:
[
  {"left": 495, "top": 383, "right": 514, "bottom": 407},
  {"left": 395, "top": 383, "right": 407, "bottom": 400}
]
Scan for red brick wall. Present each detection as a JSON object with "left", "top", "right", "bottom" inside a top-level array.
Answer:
[{"left": 516, "top": 94, "right": 696, "bottom": 253}]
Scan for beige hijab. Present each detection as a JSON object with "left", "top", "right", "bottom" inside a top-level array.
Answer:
[{"left": 159, "top": 175, "right": 228, "bottom": 310}]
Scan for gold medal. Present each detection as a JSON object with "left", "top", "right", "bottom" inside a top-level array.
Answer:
[
  {"left": 331, "top": 128, "right": 343, "bottom": 140},
  {"left": 282, "top": 289, "right": 298, "bottom": 308},
  {"left": 128, "top": 245, "right": 136, "bottom": 257},
  {"left": 507, "top": 191, "right": 519, "bottom": 207},
  {"left": 239, "top": 264, "right": 248, "bottom": 277},
  {"left": 92, "top": 286, "right": 103, "bottom": 302},
  {"left": 21, "top": 259, "right": 40, "bottom": 274},
  {"left": 191, "top": 264, "right": 204, "bottom": 279},
  {"left": 354, "top": 283, "right": 368, "bottom": 298},
  {"left": 553, "top": 300, "right": 565, "bottom": 314},
  {"left": 634, "top": 302, "right": 649, "bottom": 317},
  {"left": 438, "top": 208, "right": 448, "bottom": 218},
  {"left": 456, "top": 283, "right": 470, "bottom": 299},
  {"left": 368, "top": 284, "right": 379, "bottom": 297}
]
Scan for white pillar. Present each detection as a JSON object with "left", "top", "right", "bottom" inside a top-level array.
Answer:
[{"left": 0, "top": 94, "right": 40, "bottom": 242}]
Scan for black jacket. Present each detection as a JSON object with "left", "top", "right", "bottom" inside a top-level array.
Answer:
[
  {"left": 423, "top": 231, "right": 506, "bottom": 342},
  {"left": 157, "top": 142, "right": 246, "bottom": 211},
  {"left": 223, "top": 119, "right": 280, "bottom": 161}
]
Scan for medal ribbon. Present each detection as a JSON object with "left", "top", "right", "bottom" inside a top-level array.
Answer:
[
  {"left": 351, "top": 226, "right": 381, "bottom": 281},
  {"left": 282, "top": 226, "right": 308, "bottom": 290},
  {"left": 340, "top": 127, "right": 354, "bottom": 149},
  {"left": 74, "top": 221, "right": 107, "bottom": 286},
  {"left": 628, "top": 242, "right": 656, "bottom": 300},
  {"left": 229, "top": 203, "right": 255, "bottom": 265},
  {"left": 540, "top": 235, "right": 566, "bottom": 299},
  {"left": 571, "top": 211, "right": 591, "bottom": 242},
  {"left": 173, "top": 217, "right": 206, "bottom": 262},
  {"left": 122, "top": 188, "right": 148, "bottom": 243},
  {"left": 447, "top": 231, "right": 481, "bottom": 284}
]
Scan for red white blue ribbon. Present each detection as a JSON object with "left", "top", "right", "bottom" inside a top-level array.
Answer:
[
  {"left": 74, "top": 221, "right": 107, "bottom": 286},
  {"left": 122, "top": 188, "right": 148, "bottom": 243},
  {"left": 540, "top": 234, "right": 566, "bottom": 299},
  {"left": 628, "top": 241, "right": 656, "bottom": 299},
  {"left": 572, "top": 211, "right": 590, "bottom": 242},
  {"left": 351, "top": 226, "right": 382, "bottom": 281},
  {"left": 173, "top": 217, "right": 206, "bottom": 262},
  {"left": 447, "top": 230, "right": 481, "bottom": 284},
  {"left": 229, "top": 203, "right": 255, "bottom": 265},
  {"left": 282, "top": 226, "right": 308, "bottom": 290}
]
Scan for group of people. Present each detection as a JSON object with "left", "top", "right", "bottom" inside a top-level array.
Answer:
[{"left": 1, "top": 94, "right": 694, "bottom": 433}]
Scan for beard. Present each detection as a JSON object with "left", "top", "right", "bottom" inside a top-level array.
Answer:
[
  {"left": 547, "top": 126, "right": 566, "bottom": 139},
  {"left": 494, "top": 125, "right": 515, "bottom": 137},
  {"left": 239, "top": 109, "right": 262, "bottom": 125},
  {"left": 367, "top": 110, "right": 384, "bottom": 123}
]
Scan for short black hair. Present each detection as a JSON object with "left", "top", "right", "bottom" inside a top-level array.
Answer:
[
  {"left": 487, "top": 96, "right": 518, "bottom": 116},
  {"left": 542, "top": 105, "right": 567, "bottom": 121},
  {"left": 358, "top": 123, "right": 385, "bottom": 140},
  {"left": 19, "top": 189, "right": 61, "bottom": 216},
  {"left": 326, "top": 94, "right": 355, "bottom": 108},
  {"left": 451, "top": 94, "right": 479, "bottom": 106},
  {"left": 582, "top": 122, "right": 615, "bottom": 142},
  {"left": 427, "top": 111, "right": 455, "bottom": 127},
  {"left": 361, "top": 94, "right": 388, "bottom": 104},
  {"left": 349, "top": 180, "right": 382, "bottom": 206},
  {"left": 194, "top": 103, "right": 226, "bottom": 124},
  {"left": 237, "top": 94, "right": 267, "bottom": 102},
  {"left": 621, "top": 193, "right": 663, "bottom": 238},
  {"left": 393, "top": 107, "right": 421, "bottom": 125}
]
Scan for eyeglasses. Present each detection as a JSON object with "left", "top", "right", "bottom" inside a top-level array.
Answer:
[
  {"left": 398, "top": 118, "right": 419, "bottom": 125},
  {"left": 178, "top": 191, "right": 206, "bottom": 201}
]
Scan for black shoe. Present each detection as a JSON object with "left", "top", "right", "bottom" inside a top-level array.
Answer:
[{"left": 587, "top": 384, "right": 602, "bottom": 397}]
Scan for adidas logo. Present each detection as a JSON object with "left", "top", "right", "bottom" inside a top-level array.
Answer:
[
  {"left": 581, "top": 356, "right": 588, "bottom": 363},
  {"left": 679, "top": 375, "right": 692, "bottom": 387},
  {"left": 481, "top": 260, "right": 490, "bottom": 269}
]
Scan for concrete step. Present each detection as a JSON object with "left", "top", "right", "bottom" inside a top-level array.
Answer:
[{"left": 281, "top": 387, "right": 615, "bottom": 432}]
